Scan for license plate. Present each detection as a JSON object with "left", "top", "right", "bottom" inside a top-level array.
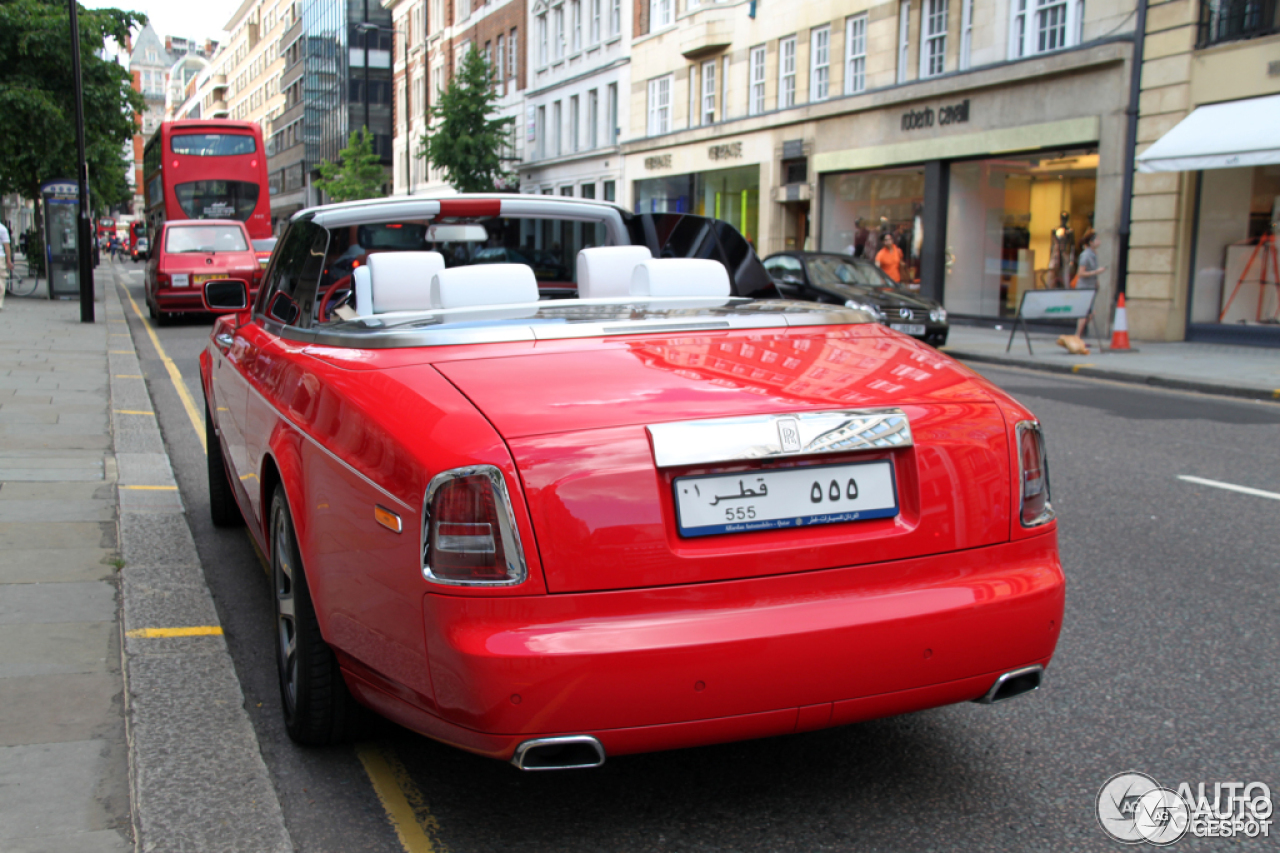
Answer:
[
  {"left": 171, "top": 273, "right": 189, "bottom": 288},
  {"left": 890, "top": 323, "right": 926, "bottom": 335},
  {"left": 193, "top": 274, "right": 217, "bottom": 286},
  {"left": 673, "top": 459, "right": 899, "bottom": 538}
]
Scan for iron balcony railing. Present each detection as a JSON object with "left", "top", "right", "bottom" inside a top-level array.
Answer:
[{"left": 1197, "top": 0, "right": 1280, "bottom": 47}]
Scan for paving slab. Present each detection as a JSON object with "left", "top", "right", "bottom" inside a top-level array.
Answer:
[
  {"left": 0, "top": 548, "right": 118, "bottom": 584},
  {"left": 0, "top": 672, "right": 123, "bottom": 746},
  {"left": 0, "top": 621, "right": 117, "bottom": 678},
  {"left": 0, "top": 741, "right": 131, "bottom": 846},
  {"left": 0, "top": 581, "right": 118, "bottom": 624}
]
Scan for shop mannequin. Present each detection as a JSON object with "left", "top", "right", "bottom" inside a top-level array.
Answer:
[{"left": 1048, "top": 212, "right": 1075, "bottom": 289}]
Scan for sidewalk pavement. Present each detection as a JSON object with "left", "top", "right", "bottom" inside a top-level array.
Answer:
[
  {"left": 940, "top": 323, "right": 1280, "bottom": 401},
  {"left": 0, "top": 259, "right": 290, "bottom": 852}
]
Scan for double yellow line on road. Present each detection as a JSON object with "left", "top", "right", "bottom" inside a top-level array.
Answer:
[{"left": 114, "top": 278, "right": 442, "bottom": 853}]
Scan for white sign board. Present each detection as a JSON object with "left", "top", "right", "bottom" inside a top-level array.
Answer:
[{"left": 1016, "top": 288, "right": 1097, "bottom": 320}]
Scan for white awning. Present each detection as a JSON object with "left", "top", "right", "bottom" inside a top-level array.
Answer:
[{"left": 1136, "top": 93, "right": 1280, "bottom": 172}]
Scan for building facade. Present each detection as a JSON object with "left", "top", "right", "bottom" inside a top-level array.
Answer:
[
  {"left": 517, "top": 0, "right": 632, "bottom": 204},
  {"left": 1127, "top": 0, "right": 1280, "bottom": 346},
  {"left": 384, "top": 0, "right": 529, "bottom": 198},
  {"left": 623, "top": 0, "right": 1138, "bottom": 325},
  {"left": 128, "top": 25, "right": 173, "bottom": 215},
  {"left": 271, "top": 0, "right": 395, "bottom": 223}
]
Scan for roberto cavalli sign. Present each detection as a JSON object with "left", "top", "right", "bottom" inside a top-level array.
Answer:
[{"left": 901, "top": 98, "right": 970, "bottom": 131}]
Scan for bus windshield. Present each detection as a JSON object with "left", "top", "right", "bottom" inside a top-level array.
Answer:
[
  {"left": 166, "top": 225, "right": 249, "bottom": 254},
  {"left": 170, "top": 133, "right": 257, "bottom": 156},
  {"left": 175, "top": 180, "right": 260, "bottom": 221}
]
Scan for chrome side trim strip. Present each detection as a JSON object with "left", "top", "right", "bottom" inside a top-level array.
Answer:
[
  {"left": 647, "top": 408, "right": 913, "bottom": 469},
  {"left": 241, "top": 376, "right": 416, "bottom": 512}
]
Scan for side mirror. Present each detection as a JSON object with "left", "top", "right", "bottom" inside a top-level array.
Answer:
[{"left": 202, "top": 278, "right": 250, "bottom": 312}]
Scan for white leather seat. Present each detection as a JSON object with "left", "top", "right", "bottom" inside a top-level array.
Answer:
[
  {"left": 359, "top": 251, "right": 445, "bottom": 315},
  {"left": 430, "top": 264, "right": 539, "bottom": 309},
  {"left": 629, "top": 258, "right": 731, "bottom": 298},
  {"left": 576, "top": 246, "right": 653, "bottom": 299}
]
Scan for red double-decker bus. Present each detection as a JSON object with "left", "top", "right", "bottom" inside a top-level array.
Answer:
[
  {"left": 97, "top": 218, "right": 115, "bottom": 240},
  {"left": 142, "top": 119, "right": 271, "bottom": 240},
  {"left": 128, "top": 220, "right": 146, "bottom": 251}
]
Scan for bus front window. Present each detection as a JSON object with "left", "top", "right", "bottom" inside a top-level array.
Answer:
[{"left": 175, "top": 180, "right": 260, "bottom": 221}]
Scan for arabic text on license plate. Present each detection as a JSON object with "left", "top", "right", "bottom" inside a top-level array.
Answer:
[
  {"left": 673, "top": 459, "right": 898, "bottom": 538},
  {"left": 890, "top": 323, "right": 926, "bottom": 335}
]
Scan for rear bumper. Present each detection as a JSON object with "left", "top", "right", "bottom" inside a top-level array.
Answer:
[
  {"left": 155, "top": 286, "right": 258, "bottom": 312},
  {"left": 359, "top": 532, "right": 1064, "bottom": 760}
]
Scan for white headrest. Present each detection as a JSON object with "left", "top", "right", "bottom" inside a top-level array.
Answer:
[
  {"left": 352, "top": 265, "right": 372, "bottom": 316},
  {"left": 430, "top": 264, "right": 539, "bottom": 309},
  {"left": 366, "top": 251, "right": 446, "bottom": 314},
  {"left": 629, "top": 258, "right": 731, "bottom": 298},
  {"left": 576, "top": 246, "right": 653, "bottom": 299}
]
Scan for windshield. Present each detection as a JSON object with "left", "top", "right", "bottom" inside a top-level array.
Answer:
[
  {"left": 175, "top": 180, "right": 260, "bottom": 221},
  {"left": 252, "top": 238, "right": 277, "bottom": 253},
  {"left": 165, "top": 225, "right": 249, "bottom": 254},
  {"left": 171, "top": 133, "right": 257, "bottom": 156},
  {"left": 807, "top": 256, "right": 897, "bottom": 290}
]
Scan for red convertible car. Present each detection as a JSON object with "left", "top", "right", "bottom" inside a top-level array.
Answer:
[{"left": 200, "top": 196, "right": 1063, "bottom": 770}]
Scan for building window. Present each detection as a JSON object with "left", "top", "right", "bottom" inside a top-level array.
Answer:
[
  {"left": 650, "top": 0, "right": 672, "bottom": 29},
  {"left": 1010, "top": 0, "right": 1080, "bottom": 58},
  {"left": 554, "top": 6, "right": 565, "bottom": 59},
  {"left": 688, "top": 66, "right": 699, "bottom": 127},
  {"left": 722, "top": 55, "right": 731, "bottom": 120},
  {"left": 845, "top": 14, "right": 867, "bottom": 93},
  {"left": 538, "top": 14, "right": 548, "bottom": 65},
  {"left": 458, "top": 0, "right": 471, "bottom": 21},
  {"left": 591, "top": 0, "right": 602, "bottom": 43},
  {"left": 702, "top": 59, "right": 717, "bottom": 124},
  {"left": 510, "top": 28, "right": 519, "bottom": 84},
  {"left": 810, "top": 25, "right": 830, "bottom": 101},
  {"left": 920, "top": 0, "right": 947, "bottom": 78},
  {"left": 610, "top": 0, "right": 621, "bottom": 35},
  {"left": 647, "top": 75, "right": 671, "bottom": 135},
  {"left": 778, "top": 35, "right": 796, "bottom": 109},
  {"left": 553, "top": 99, "right": 562, "bottom": 155},
  {"left": 588, "top": 88, "right": 599, "bottom": 148},
  {"left": 496, "top": 35, "right": 506, "bottom": 92},
  {"left": 570, "top": 94, "right": 580, "bottom": 151},
  {"left": 959, "top": 0, "right": 974, "bottom": 69},
  {"left": 898, "top": 1, "right": 911, "bottom": 84},
  {"left": 603, "top": 180, "right": 616, "bottom": 201},
  {"left": 607, "top": 82, "right": 618, "bottom": 144},
  {"left": 536, "top": 105, "right": 546, "bottom": 158},
  {"left": 571, "top": 0, "right": 582, "bottom": 52},
  {"left": 748, "top": 45, "right": 765, "bottom": 115},
  {"left": 1198, "top": 0, "right": 1280, "bottom": 46}
]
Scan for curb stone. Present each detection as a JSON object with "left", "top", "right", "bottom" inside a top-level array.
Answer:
[
  {"left": 106, "top": 273, "right": 293, "bottom": 853},
  {"left": 943, "top": 348, "right": 1280, "bottom": 403}
]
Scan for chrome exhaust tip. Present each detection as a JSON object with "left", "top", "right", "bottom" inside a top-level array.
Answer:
[
  {"left": 511, "top": 736, "right": 606, "bottom": 771},
  {"left": 975, "top": 664, "right": 1044, "bottom": 704}
]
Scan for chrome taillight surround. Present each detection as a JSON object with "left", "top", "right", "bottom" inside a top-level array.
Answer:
[
  {"left": 421, "top": 465, "right": 528, "bottom": 586},
  {"left": 1015, "top": 420, "right": 1055, "bottom": 528}
]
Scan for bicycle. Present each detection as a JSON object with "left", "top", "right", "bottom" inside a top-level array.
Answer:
[{"left": 5, "top": 264, "right": 40, "bottom": 298}]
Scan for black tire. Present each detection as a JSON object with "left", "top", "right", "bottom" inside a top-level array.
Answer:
[
  {"left": 271, "top": 487, "right": 352, "bottom": 745},
  {"left": 206, "top": 402, "right": 244, "bottom": 528}
]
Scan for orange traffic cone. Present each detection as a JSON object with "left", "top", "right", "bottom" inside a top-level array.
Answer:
[{"left": 1109, "top": 293, "right": 1132, "bottom": 351}]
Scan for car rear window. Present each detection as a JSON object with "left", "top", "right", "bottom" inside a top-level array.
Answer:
[{"left": 165, "top": 225, "right": 249, "bottom": 254}]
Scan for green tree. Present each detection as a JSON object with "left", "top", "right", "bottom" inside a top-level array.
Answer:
[
  {"left": 314, "top": 126, "right": 387, "bottom": 203},
  {"left": 419, "top": 48, "right": 514, "bottom": 193},
  {"left": 0, "top": 0, "right": 145, "bottom": 213}
]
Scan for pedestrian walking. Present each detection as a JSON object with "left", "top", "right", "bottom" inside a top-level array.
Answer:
[
  {"left": 0, "top": 220, "right": 12, "bottom": 310},
  {"left": 874, "top": 232, "right": 904, "bottom": 284},
  {"left": 1073, "top": 230, "right": 1107, "bottom": 336}
]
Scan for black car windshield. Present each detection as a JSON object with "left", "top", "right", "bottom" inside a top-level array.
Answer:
[
  {"left": 807, "top": 256, "right": 899, "bottom": 291},
  {"left": 166, "top": 225, "right": 249, "bottom": 253}
]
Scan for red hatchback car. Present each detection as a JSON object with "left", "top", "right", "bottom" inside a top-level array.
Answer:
[
  {"left": 200, "top": 196, "right": 1064, "bottom": 770},
  {"left": 146, "top": 219, "right": 260, "bottom": 324}
]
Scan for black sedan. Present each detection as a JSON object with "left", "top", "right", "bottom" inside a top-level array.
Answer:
[{"left": 762, "top": 251, "right": 949, "bottom": 346}]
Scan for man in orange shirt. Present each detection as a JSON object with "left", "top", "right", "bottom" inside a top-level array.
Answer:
[{"left": 875, "top": 233, "right": 903, "bottom": 284}]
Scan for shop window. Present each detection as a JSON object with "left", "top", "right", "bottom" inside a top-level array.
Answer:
[
  {"left": 821, "top": 166, "right": 925, "bottom": 287},
  {"left": 1189, "top": 166, "right": 1280, "bottom": 326},
  {"left": 845, "top": 15, "right": 867, "bottom": 94},
  {"left": 634, "top": 164, "right": 759, "bottom": 247},
  {"left": 942, "top": 150, "right": 1098, "bottom": 316}
]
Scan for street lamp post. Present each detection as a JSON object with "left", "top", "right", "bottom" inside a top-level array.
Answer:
[{"left": 68, "top": 0, "right": 94, "bottom": 323}]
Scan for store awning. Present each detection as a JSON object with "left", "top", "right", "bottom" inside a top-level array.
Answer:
[{"left": 1136, "top": 93, "right": 1280, "bottom": 172}]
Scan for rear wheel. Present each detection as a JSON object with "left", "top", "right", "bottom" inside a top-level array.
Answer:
[
  {"left": 205, "top": 402, "right": 244, "bottom": 528},
  {"left": 271, "top": 487, "right": 352, "bottom": 745}
]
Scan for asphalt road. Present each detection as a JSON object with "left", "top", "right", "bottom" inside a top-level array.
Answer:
[{"left": 113, "top": 258, "right": 1280, "bottom": 852}]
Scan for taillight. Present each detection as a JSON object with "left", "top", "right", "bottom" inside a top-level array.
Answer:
[
  {"left": 156, "top": 272, "right": 171, "bottom": 288},
  {"left": 1016, "top": 421, "right": 1054, "bottom": 527},
  {"left": 423, "top": 466, "right": 526, "bottom": 585}
]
